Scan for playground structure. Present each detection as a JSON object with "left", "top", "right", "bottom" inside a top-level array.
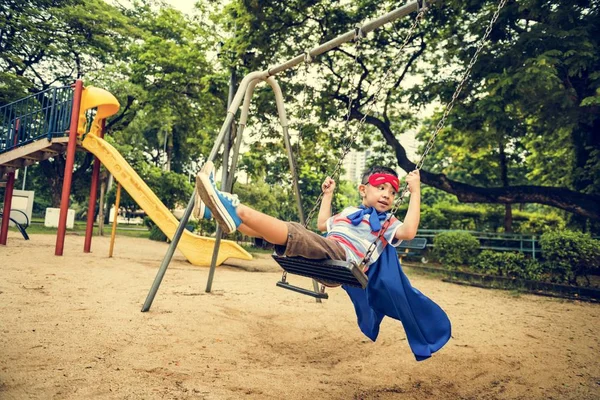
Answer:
[
  {"left": 142, "top": 0, "right": 450, "bottom": 309},
  {"left": 1, "top": 0, "right": 505, "bottom": 310},
  {"left": 0, "top": 82, "right": 252, "bottom": 266},
  {"left": 142, "top": 0, "right": 508, "bottom": 310}
]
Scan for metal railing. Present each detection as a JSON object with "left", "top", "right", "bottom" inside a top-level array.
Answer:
[
  {"left": 416, "top": 229, "right": 542, "bottom": 259},
  {"left": 0, "top": 85, "right": 74, "bottom": 154}
]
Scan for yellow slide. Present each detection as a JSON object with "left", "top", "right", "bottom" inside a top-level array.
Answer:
[{"left": 78, "top": 86, "right": 252, "bottom": 267}]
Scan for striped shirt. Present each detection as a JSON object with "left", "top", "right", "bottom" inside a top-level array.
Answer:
[{"left": 326, "top": 206, "right": 402, "bottom": 267}]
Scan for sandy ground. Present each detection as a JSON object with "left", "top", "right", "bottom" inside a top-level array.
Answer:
[{"left": 0, "top": 232, "right": 599, "bottom": 400}]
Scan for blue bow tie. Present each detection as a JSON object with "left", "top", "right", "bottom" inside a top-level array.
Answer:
[{"left": 347, "top": 205, "right": 388, "bottom": 231}]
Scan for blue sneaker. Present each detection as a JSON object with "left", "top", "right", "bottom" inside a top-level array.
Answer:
[
  {"left": 196, "top": 168, "right": 241, "bottom": 234},
  {"left": 193, "top": 162, "right": 215, "bottom": 220}
]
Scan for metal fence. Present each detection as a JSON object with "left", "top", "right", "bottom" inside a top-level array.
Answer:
[
  {"left": 416, "top": 229, "right": 541, "bottom": 259},
  {"left": 0, "top": 86, "right": 74, "bottom": 154}
]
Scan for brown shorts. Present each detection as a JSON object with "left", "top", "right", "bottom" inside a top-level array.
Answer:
[{"left": 274, "top": 222, "right": 347, "bottom": 261}]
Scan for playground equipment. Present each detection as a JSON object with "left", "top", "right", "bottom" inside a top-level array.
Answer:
[
  {"left": 140, "top": 0, "right": 440, "bottom": 310},
  {"left": 143, "top": 0, "right": 508, "bottom": 309},
  {"left": 0, "top": 83, "right": 251, "bottom": 266}
]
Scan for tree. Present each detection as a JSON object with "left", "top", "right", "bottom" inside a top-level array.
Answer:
[
  {"left": 2, "top": 0, "right": 225, "bottom": 213},
  {"left": 213, "top": 0, "right": 600, "bottom": 230},
  {"left": 94, "top": 1, "right": 227, "bottom": 175},
  {"left": 1, "top": 0, "right": 134, "bottom": 207},
  {"left": 0, "top": 0, "right": 133, "bottom": 98}
]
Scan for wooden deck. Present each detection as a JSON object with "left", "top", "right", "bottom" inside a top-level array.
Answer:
[{"left": 0, "top": 137, "right": 71, "bottom": 186}]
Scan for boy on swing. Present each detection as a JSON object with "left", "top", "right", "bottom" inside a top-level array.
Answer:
[
  {"left": 193, "top": 163, "right": 421, "bottom": 267},
  {"left": 194, "top": 163, "right": 450, "bottom": 361}
]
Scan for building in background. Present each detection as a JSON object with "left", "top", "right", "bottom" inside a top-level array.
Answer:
[
  {"left": 341, "top": 131, "right": 420, "bottom": 184},
  {"left": 341, "top": 150, "right": 370, "bottom": 184}
]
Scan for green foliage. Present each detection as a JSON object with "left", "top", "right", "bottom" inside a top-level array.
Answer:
[
  {"left": 143, "top": 216, "right": 153, "bottom": 229},
  {"left": 3, "top": 0, "right": 600, "bottom": 233},
  {"left": 433, "top": 231, "right": 480, "bottom": 267},
  {"left": 539, "top": 231, "right": 600, "bottom": 286},
  {"left": 0, "top": 0, "right": 133, "bottom": 94},
  {"left": 148, "top": 224, "right": 167, "bottom": 242},
  {"left": 2, "top": 0, "right": 223, "bottom": 218},
  {"left": 420, "top": 206, "right": 450, "bottom": 230},
  {"left": 419, "top": 202, "right": 565, "bottom": 233},
  {"left": 416, "top": 0, "right": 600, "bottom": 221},
  {"left": 473, "top": 250, "right": 544, "bottom": 281},
  {"left": 97, "top": 2, "right": 224, "bottom": 175}
]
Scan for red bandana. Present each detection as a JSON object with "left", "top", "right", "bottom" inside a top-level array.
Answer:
[{"left": 368, "top": 173, "right": 399, "bottom": 191}]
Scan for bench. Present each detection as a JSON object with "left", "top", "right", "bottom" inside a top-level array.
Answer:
[{"left": 397, "top": 237, "right": 428, "bottom": 263}]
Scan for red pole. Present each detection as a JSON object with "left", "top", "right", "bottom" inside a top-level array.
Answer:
[
  {"left": 1, "top": 118, "right": 21, "bottom": 245},
  {"left": 0, "top": 171, "right": 16, "bottom": 245},
  {"left": 55, "top": 80, "right": 84, "bottom": 256},
  {"left": 83, "top": 119, "right": 105, "bottom": 253}
]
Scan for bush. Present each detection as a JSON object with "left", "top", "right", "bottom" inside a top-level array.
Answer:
[
  {"left": 433, "top": 231, "right": 480, "bottom": 267},
  {"left": 473, "top": 250, "right": 544, "bottom": 281},
  {"left": 420, "top": 206, "right": 450, "bottom": 229},
  {"left": 149, "top": 225, "right": 168, "bottom": 242},
  {"left": 143, "top": 216, "right": 154, "bottom": 229},
  {"left": 417, "top": 203, "right": 567, "bottom": 233},
  {"left": 540, "top": 231, "right": 600, "bottom": 285}
]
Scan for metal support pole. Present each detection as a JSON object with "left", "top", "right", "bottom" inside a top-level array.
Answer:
[
  {"left": 141, "top": 193, "right": 195, "bottom": 312},
  {"left": 55, "top": 79, "right": 84, "bottom": 256},
  {"left": 266, "top": 77, "right": 305, "bottom": 224},
  {"left": 206, "top": 66, "right": 238, "bottom": 293},
  {"left": 148, "top": 0, "right": 434, "bottom": 306},
  {"left": 266, "top": 76, "right": 322, "bottom": 300},
  {"left": 226, "top": 124, "right": 243, "bottom": 192},
  {"left": 21, "top": 166, "right": 27, "bottom": 190},
  {"left": 225, "top": 77, "right": 258, "bottom": 192}
]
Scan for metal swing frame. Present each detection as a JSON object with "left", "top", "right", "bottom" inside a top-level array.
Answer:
[{"left": 141, "top": 0, "right": 439, "bottom": 311}]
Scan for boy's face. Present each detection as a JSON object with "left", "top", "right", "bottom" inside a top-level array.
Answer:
[{"left": 359, "top": 181, "right": 397, "bottom": 213}]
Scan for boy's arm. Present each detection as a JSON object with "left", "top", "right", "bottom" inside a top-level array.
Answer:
[
  {"left": 395, "top": 171, "right": 421, "bottom": 241},
  {"left": 317, "top": 177, "right": 335, "bottom": 232}
]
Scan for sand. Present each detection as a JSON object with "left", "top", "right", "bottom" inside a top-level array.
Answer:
[{"left": 0, "top": 232, "right": 599, "bottom": 399}]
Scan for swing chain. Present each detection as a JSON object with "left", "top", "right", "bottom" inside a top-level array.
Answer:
[
  {"left": 358, "top": 0, "right": 508, "bottom": 271},
  {"left": 283, "top": 50, "right": 316, "bottom": 285},
  {"left": 296, "top": 50, "right": 314, "bottom": 154},
  {"left": 303, "top": 27, "right": 365, "bottom": 228},
  {"left": 303, "top": 6, "right": 428, "bottom": 228},
  {"left": 416, "top": 0, "right": 508, "bottom": 172}
]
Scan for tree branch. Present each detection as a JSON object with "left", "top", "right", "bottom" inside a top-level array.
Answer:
[
  {"left": 106, "top": 95, "right": 135, "bottom": 130},
  {"left": 354, "top": 110, "right": 600, "bottom": 220}
]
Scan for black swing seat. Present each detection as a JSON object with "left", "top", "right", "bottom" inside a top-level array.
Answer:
[{"left": 273, "top": 255, "right": 368, "bottom": 298}]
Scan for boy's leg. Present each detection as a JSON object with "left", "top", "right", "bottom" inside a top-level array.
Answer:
[
  {"left": 196, "top": 170, "right": 288, "bottom": 243},
  {"left": 237, "top": 205, "right": 288, "bottom": 245},
  {"left": 196, "top": 169, "right": 345, "bottom": 259}
]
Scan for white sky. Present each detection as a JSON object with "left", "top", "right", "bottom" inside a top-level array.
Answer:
[{"left": 164, "top": 0, "right": 200, "bottom": 14}]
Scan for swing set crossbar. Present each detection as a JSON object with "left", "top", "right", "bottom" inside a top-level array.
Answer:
[{"left": 273, "top": 255, "right": 368, "bottom": 292}]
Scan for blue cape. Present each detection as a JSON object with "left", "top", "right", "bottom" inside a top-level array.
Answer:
[{"left": 343, "top": 245, "right": 451, "bottom": 361}]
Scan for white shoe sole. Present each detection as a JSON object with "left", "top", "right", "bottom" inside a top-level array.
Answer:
[
  {"left": 195, "top": 173, "right": 236, "bottom": 234},
  {"left": 193, "top": 190, "right": 205, "bottom": 219},
  {"left": 193, "top": 162, "right": 214, "bottom": 219}
]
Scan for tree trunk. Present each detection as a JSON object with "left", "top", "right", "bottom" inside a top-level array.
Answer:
[{"left": 498, "top": 137, "right": 512, "bottom": 232}]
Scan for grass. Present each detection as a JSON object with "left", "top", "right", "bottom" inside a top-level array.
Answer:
[
  {"left": 13, "top": 218, "right": 151, "bottom": 239},
  {"left": 242, "top": 244, "right": 275, "bottom": 255},
  {"left": 12, "top": 221, "right": 277, "bottom": 252}
]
